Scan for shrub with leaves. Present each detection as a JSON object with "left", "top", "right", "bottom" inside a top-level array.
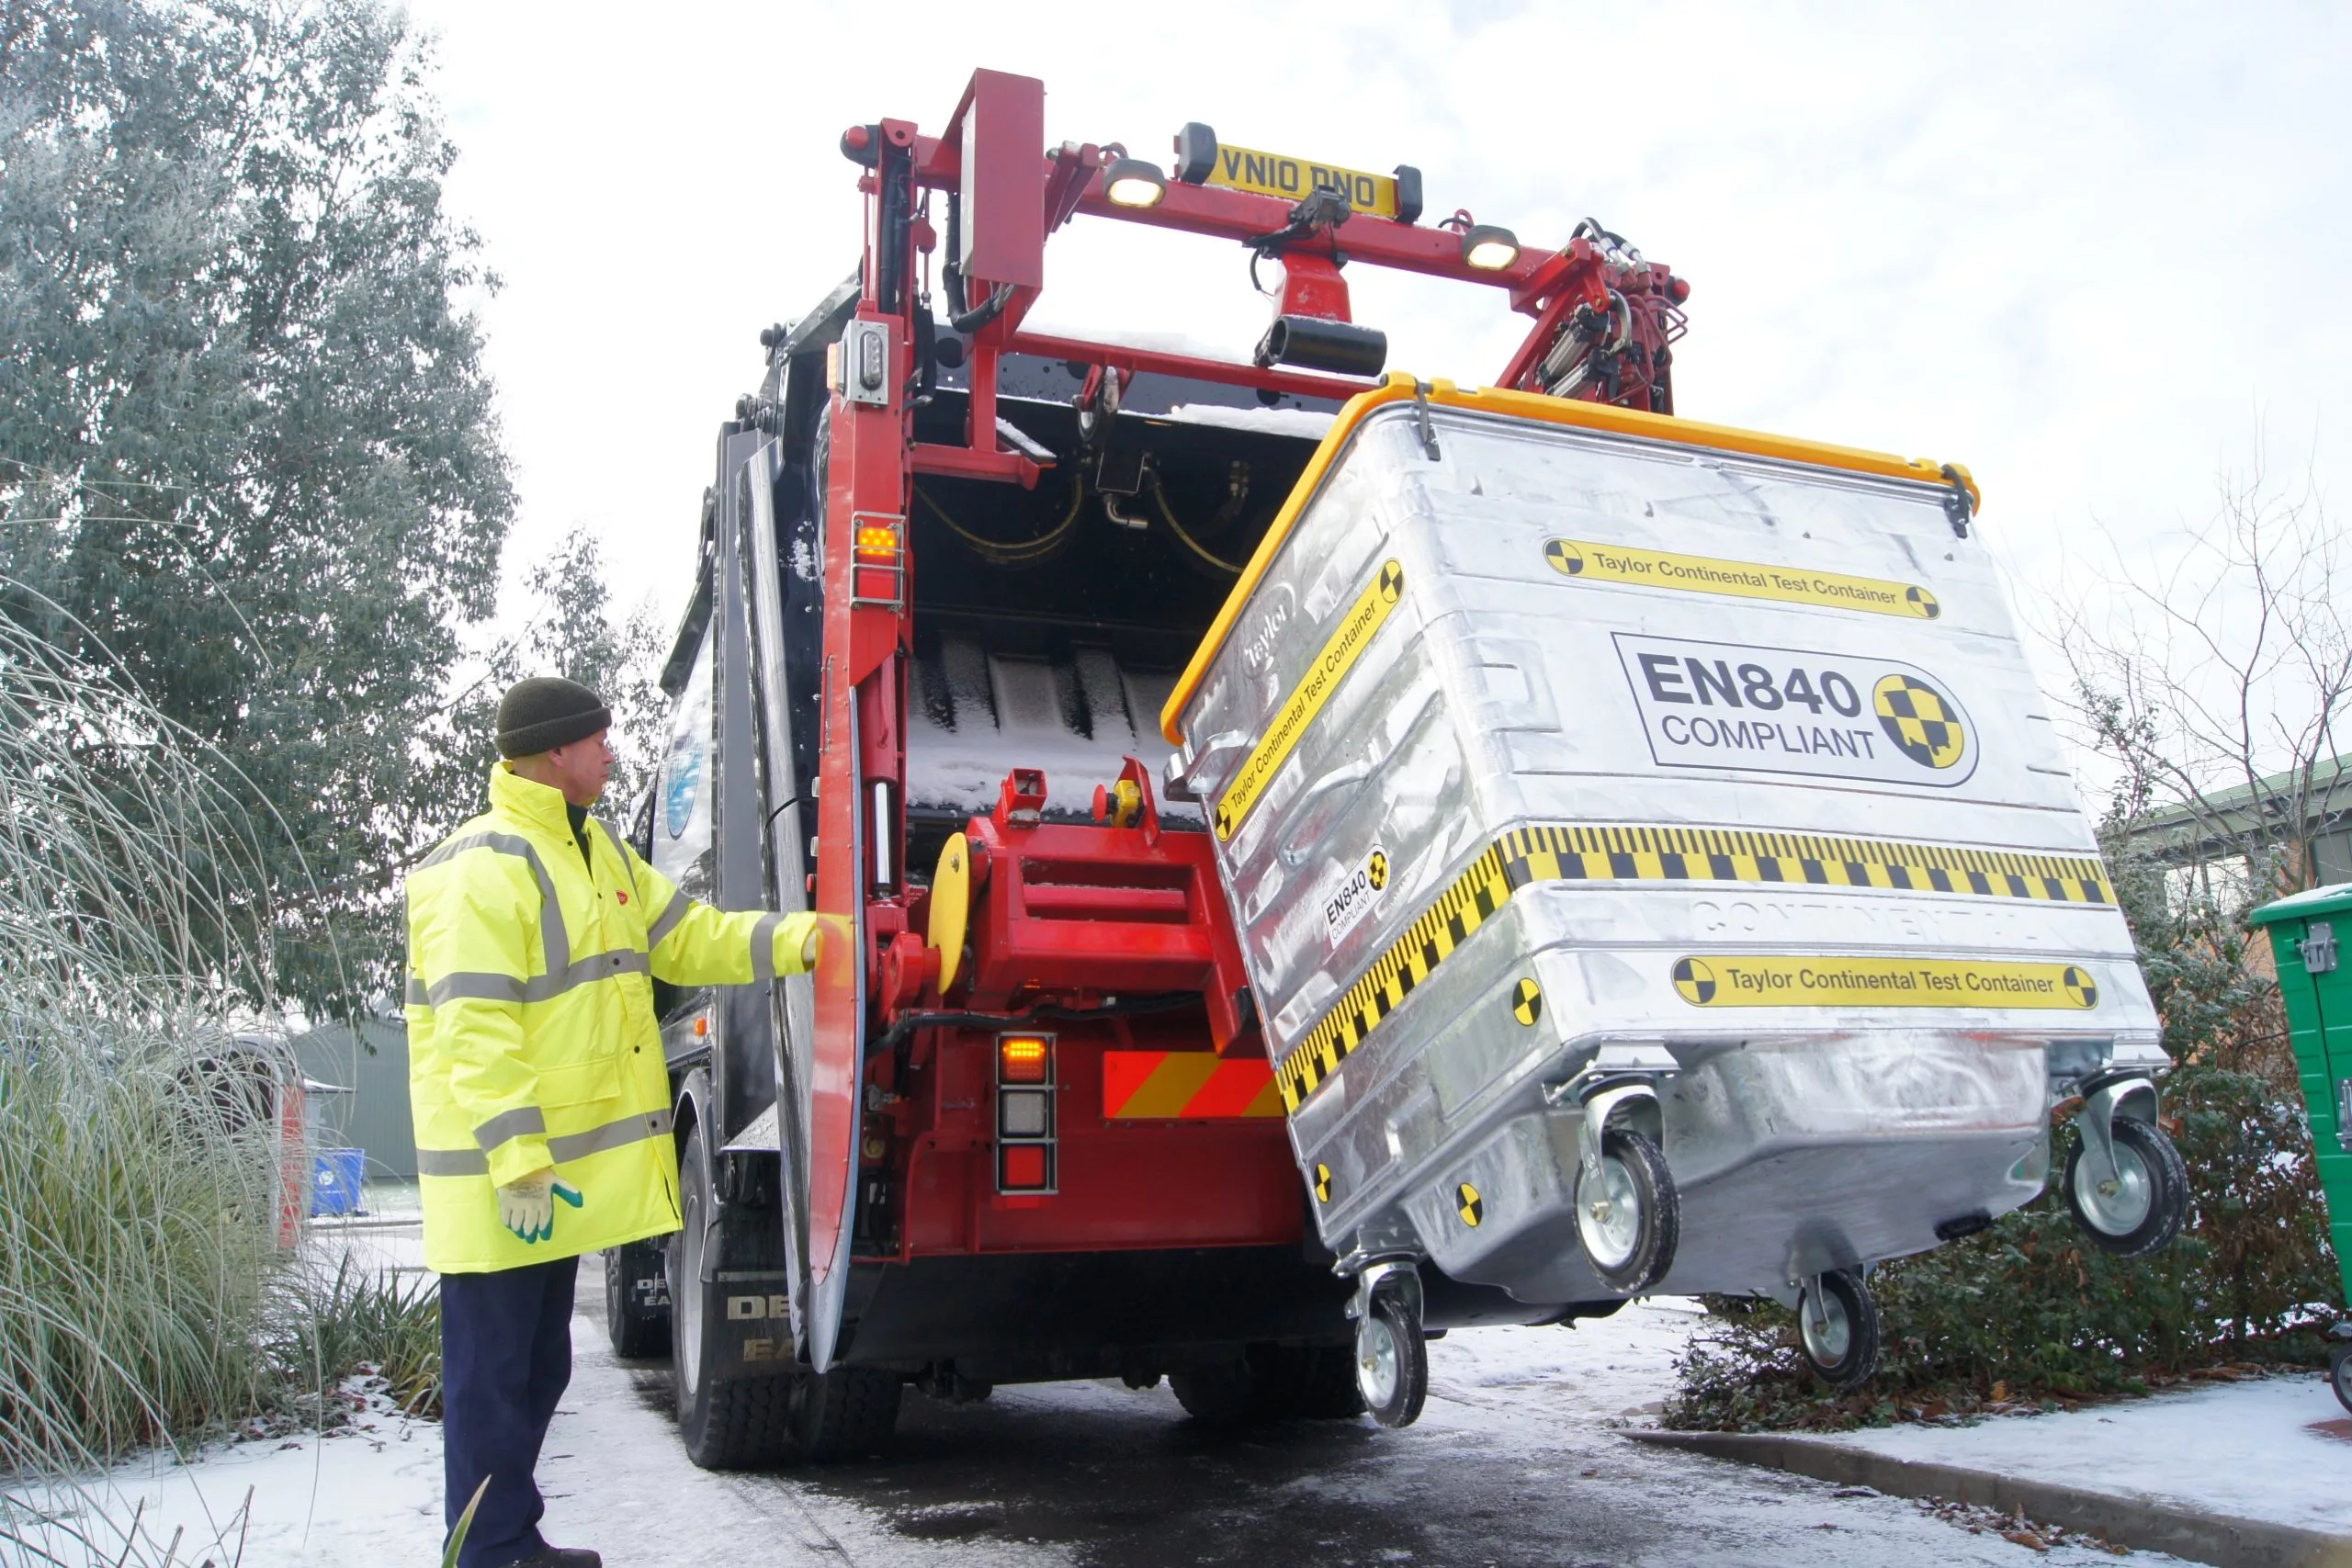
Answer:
[{"left": 1667, "top": 818, "right": 2340, "bottom": 1431}]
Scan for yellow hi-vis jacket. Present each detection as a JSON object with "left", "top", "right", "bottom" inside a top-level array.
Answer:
[{"left": 405, "top": 762, "right": 815, "bottom": 1274}]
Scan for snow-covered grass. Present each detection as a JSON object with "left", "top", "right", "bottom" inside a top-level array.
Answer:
[
  {"left": 0, "top": 612, "right": 293, "bottom": 1477},
  {"left": 0, "top": 613, "right": 444, "bottom": 1565}
]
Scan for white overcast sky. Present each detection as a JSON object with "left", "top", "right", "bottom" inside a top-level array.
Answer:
[{"left": 404, "top": 0, "right": 2349, "bottom": 784}]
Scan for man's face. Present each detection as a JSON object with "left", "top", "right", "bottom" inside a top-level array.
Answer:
[{"left": 545, "top": 729, "right": 616, "bottom": 807}]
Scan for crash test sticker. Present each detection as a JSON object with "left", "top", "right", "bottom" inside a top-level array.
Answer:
[
  {"left": 1612, "top": 631, "right": 1978, "bottom": 788},
  {"left": 1321, "top": 843, "right": 1393, "bottom": 948}
]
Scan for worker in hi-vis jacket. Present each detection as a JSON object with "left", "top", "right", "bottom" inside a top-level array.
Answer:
[{"left": 406, "top": 676, "right": 820, "bottom": 1568}]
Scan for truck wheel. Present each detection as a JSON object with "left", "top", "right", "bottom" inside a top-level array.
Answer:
[
  {"left": 1796, "top": 1268, "right": 1881, "bottom": 1392},
  {"left": 1170, "top": 1359, "right": 1262, "bottom": 1426},
  {"left": 603, "top": 1237, "right": 671, "bottom": 1359},
  {"left": 2064, "top": 1117, "right": 2188, "bottom": 1258},
  {"left": 671, "top": 1123, "right": 791, "bottom": 1469},
  {"left": 1170, "top": 1344, "right": 1364, "bottom": 1425},
  {"left": 1575, "top": 1128, "right": 1679, "bottom": 1294},
  {"left": 787, "top": 1365, "right": 903, "bottom": 1461},
  {"left": 1355, "top": 1292, "right": 1427, "bottom": 1428},
  {"left": 2331, "top": 1341, "right": 2352, "bottom": 1416},
  {"left": 1284, "top": 1344, "right": 1369, "bottom": 1419}
]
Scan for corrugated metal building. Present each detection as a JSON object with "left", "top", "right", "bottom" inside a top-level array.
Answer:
[{"left": 290, "top": 1016, "right": 414, "bottom": 1180}]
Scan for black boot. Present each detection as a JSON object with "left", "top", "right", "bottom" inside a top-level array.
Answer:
[{"left": 507, "top": 1550, "right": 601, "bottom": 1568}]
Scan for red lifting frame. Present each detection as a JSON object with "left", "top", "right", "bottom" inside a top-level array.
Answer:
[{"left": 896, "top": 69, "right": 1617, "bottom": 486}]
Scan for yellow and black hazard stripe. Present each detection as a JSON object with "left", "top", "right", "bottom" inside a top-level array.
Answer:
[
  {"left": 1272, "top": 822, "right": 2114, "bottom": 1113},
  {"left": 1494, "top": 823, "right": 2110, "bottom": 905}
]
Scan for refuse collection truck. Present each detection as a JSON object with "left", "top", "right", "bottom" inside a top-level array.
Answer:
[{"left": 605, "top": 69, "right": 2187, "bottom": 1462}]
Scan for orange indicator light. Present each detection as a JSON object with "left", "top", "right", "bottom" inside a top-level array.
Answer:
[{"left": 999, "top": 1035, "right": 1050, "bottom": 1084}]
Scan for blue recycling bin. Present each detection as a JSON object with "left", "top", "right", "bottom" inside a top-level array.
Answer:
[{"left": 311, "top": 1147, "right": 365, "bottom": 1217}]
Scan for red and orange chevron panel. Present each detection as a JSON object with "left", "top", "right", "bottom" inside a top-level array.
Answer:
[{"left": 1102, "top": 1051, "right": 1283, "bottom": 1120}]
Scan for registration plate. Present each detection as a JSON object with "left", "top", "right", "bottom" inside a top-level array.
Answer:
[{"left": 1205, "top": 141, "right": 1399, "bottom": 220}]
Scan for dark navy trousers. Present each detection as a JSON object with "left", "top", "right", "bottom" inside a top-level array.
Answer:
[{"left": 440, "top": 1255, "right": 578, "bottom": 1568}]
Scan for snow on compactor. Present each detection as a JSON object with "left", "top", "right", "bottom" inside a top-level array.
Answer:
[{"left": 605, "top": 71, "right": 2184, "bottom": 1461}]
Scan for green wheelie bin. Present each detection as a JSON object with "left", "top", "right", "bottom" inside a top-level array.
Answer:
[{"left": 2249, "top": 882, "right": 2352, "bottom": 1412}]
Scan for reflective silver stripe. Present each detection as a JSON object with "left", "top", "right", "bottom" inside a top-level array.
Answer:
[
  {"left": 520, "top": 948, "right": 650, "bottom": 1003},
  {"left": 420, "top": 829, "right": 570, "bottom": 977},
  {"left": 420, "top": 1107, "right": 673, "bottom": 1176},
  {"left": 645, "top": 892, "right": 692, "bottom": 952},
  {"left": 405, "top": 977, "right": 427, "bottom": 1007},
  {"left": 429, "top": 972, "right": 528, "bottom": 1008},
  {"left": 416, "top": 951, "right": 649, "bottom": 1012},
  {"left": 750, "top": 911, "right": 784, "bottom": 981},
  {"left": 548, "top": 1107, "right": 674, "bottom": 1164},
  {"left": 473, "top": 1105, "right": 548, "bottom": 1152}
]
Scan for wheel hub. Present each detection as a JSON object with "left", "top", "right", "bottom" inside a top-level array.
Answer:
[
  {"left": 677, "top": 1209, "right": 705, "bottom": 1396},
  {"left": 1577, "top": 1155, "right": 1643, "bottom": 1271},
  {"left": 1356, "top": 1314, "right": 1399, "bottom": 1409},
  {"left": 2075, "top": 1143, "right": 2153, "bottom": 1235},
  {"left": 1801, "top": 1287, "right": 1852, "bottom": 1367}
]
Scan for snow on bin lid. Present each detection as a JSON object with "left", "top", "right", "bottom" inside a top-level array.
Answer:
[
  {"left": 1157, "top": 373, "right": 1982, "bottom": 745},
  {"left": 2250, "top": 881, "right": 2352, "bottom": 924}
]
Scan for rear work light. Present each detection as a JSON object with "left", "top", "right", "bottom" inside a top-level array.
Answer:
[{"left": 996, "top": 1032, "right": 1057, "bottom": 1194}]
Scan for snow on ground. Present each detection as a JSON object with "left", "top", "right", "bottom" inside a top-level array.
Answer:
[
  {"left": 1818, "top": 1371, "right": 2352, "bottom": 1537},
  {"left": 62, "top": 1313, "right": 1062, "bottom": 1568},
  {"left": 20, "top": 1216, "right": 2319, "bottom": 1568}
]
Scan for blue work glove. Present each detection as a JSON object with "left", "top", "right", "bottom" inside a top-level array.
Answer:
[{"left": 497, "top": 1170, "right": 584, "bottom": 1244}]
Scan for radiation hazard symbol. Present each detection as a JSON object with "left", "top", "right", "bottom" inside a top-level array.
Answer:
[
  {"left": 1366, "top": 850, "right": 1389, "bottom": 892},
  {"left": 1672, "top": 957, "right": 1718, "bottom": 1005},
  {"left": 1510, "top": 977, "right": 1544, "bottom": 1026},
  {"left": 1456, "top": 1182, "right": 1484, "bottom": 1227},
  {"left": 2061, "top": 965, "right": 2099, "bottom": 1009},
  {"left": 1873, "top": 673, "right": 1968, "bottom": 770},
  {"left": 1544, "top": 539, "right": 1586, "bottom": 576},
  {"left": 1314, "top": 1163, "right": 1333, "bottom": 1204},
  {"left": 1905, "top": 584, "right": 1942, "bottom": 619},
  {"left": 1378, "top": 559, "right": 1406, "bottom": 603}
]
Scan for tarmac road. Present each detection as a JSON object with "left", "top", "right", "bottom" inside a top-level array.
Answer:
[{"left": 569, "top": 1265, "right": 2165, "bottom": 1567}]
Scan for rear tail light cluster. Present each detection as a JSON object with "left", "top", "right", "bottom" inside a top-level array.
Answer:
[{"left": 996, "top": 1033, "right": 1057, "bottom": 1193}]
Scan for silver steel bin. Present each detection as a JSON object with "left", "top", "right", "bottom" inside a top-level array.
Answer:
[{"left": 1161, "top": 379, "right": 2172, "bottom": 1337}]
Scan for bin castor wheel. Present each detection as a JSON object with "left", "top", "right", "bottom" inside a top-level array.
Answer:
[
  {"left": 1796, "top": 1268, "right": 1881, "bottom": 1392},
  {"left": 1575, "top": 1127, "right": 1679, "bottom": 1293},
  {"left": 2064, "top": 1115, "right": 2188, "bottom": 1258},
  {"left": 1354, "top": 1289, "right": 1427, "bottom": 1428},
  {"left": 2330, "top": 1334, "right": 2352, "bottom": 1416}
]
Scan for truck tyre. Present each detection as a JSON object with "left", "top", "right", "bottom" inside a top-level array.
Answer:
[
  {"left": 1283, "top": 1344, "right": 1368, "bottom": 1419},
  {"left": 671, "top": 1123, "right": 791, "bottom": 1469},
  {"left": 603, "top": 1237, "right": 671, "bottom": 1359},
  {"left": 1170, "top": 1360, "right": 1261, "bottom": 1426},
  {"left": 2064, "top": 1117, "right": 2188, "bottom": 1258},
  {"left": 1169, "top": 1344, "right": 1362, "bottom": 1425},
  {"left": 2331, "top": 1340, "right": 2352, "bottom": 1416},
  {"left": 787, "top": 1365, "right": 902, "bottom": 1461}
]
